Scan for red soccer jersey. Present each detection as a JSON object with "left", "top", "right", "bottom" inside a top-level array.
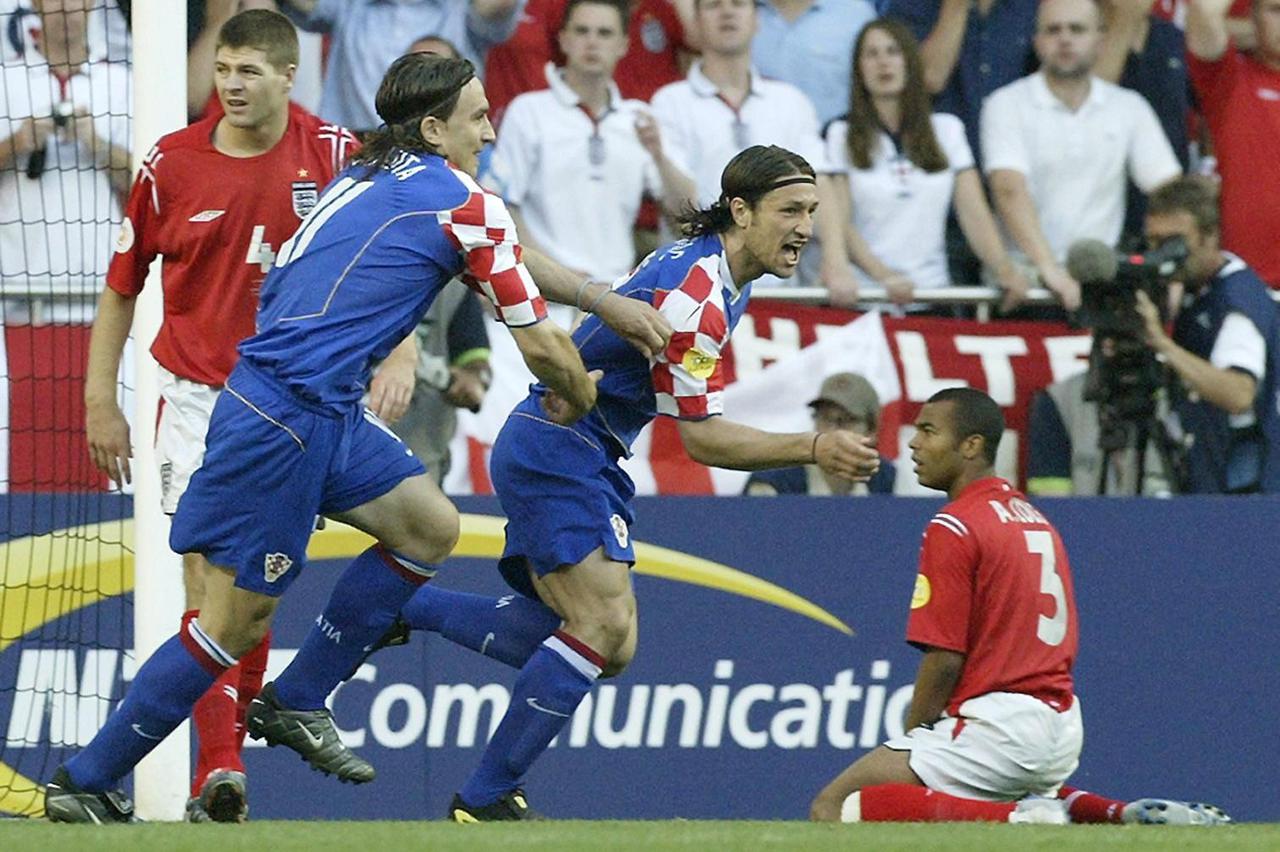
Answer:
[
  {"left": 906, "top": 478, "right": 1078, "bottom": 715},
  {"left": 1188, "top": 45, "right": 1280, "bottom": 288},
  {"left": 107, "top": 104, "right": 359, "bottom": 385}
]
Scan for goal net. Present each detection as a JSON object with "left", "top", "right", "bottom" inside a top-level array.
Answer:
[{"left": 0, "top": 0, "right": 133, "bottom": 818}]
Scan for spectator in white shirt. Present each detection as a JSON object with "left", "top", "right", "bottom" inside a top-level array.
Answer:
[
  {"left": 816, "top": 18, "right": 1028, "bottom": 310},
  {"left": 484, "top": 0, "right": 693, "bottom": 327},
  {"left": 981, "top": 0, "right": 1181, "bottom": 311},
  {"left": 0, "top": 0, "right": 130, "bottom": 314},
  {"left": 649, "top": 0, "right": 828, "bottom": 208}
]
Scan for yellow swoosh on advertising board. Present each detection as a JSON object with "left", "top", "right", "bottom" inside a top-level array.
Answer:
[{"left": 0, "top": 514, "right": 852, "bottom": 816}]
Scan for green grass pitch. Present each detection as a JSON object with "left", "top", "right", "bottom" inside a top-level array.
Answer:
[{"left": 4, "top": 820, "right": 1279, "bottom": 851}]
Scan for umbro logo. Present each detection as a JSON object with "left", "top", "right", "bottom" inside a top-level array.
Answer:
[{"left": 188, "top": 209, "right": 226, "bottom": 222}]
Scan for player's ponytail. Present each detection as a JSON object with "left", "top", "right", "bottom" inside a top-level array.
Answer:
[
  {"left": 677, "top": 145, "right": 816, "bottom": 237},
  {"left": 354, "top": 53, "right": 476, "bottom": 172}
]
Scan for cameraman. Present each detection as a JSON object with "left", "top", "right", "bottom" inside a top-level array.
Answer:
[{"left": 1135, "top": 177, "right": 1280, "bottom": 494}]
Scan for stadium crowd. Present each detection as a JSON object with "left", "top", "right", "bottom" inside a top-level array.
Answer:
[{"left": 1, "top": 0, "right": 1277, "bottom": 509}]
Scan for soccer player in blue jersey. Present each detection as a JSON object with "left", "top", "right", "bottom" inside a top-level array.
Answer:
[
  {"left": 265, "top": 145, "right": 884, "bottom": 820},
  {"left": 44, "top": 52, "right": 671, "bottom": 823}
]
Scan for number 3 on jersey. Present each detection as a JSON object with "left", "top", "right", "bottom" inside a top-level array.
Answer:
[{"left": 1024, "top": 530, "right": 1068, "bottom": 646}]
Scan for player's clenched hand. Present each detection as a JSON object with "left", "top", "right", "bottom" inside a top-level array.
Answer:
[
  {"left": 369, "top": 358, "right": 415, "bottom": 424},
  {"left": 541, "top": 369, "right": 603, "bottom": 426},
  {"left": 814, "top": 431, "right": 880, "bottom": 482},
  {"left": 592, "top": 293, "right": 672, "bottom": 361},
  {"left": 85, "top": 399, "right": 132, "bottom": 486}
]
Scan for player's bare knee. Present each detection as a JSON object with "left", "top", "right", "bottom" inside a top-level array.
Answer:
[
  {"left": 809, "top": 794, "right": 842, "bottom": 822},
  {"left": 383, "top": 501, "right": 459, "bottom": 565}
]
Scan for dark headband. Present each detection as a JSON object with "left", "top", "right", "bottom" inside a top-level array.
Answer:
[{"left": 770, "top": 175, "right": 816, "bottom": 189}]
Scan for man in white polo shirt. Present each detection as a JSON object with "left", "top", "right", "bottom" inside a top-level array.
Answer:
[
  {"left": 649, "top": 0, "right": 828, "bottom": 208},
  {"left": 484, "top": 0, "right": 693, "bottom": 327},
  {"left": 0, "top": 0, "right": 131, "bottom": 321},
  {"left": 981, "top": 0, "right": 1180, "bottom": 311}
]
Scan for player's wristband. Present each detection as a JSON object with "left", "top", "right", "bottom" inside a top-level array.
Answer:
[
  {"left": 574, "top": 278, "right": 594, "bottom": 311},
  {"left": 585, "top": 286, "right": 614, "bottom": 315},
  {"left": 810, "top": 432, "right": 821, "bottom": 464}
]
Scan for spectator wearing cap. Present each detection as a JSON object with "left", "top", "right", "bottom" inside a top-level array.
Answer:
[{"left": 744, "top": 373, "right": 896, "bottom": 496}]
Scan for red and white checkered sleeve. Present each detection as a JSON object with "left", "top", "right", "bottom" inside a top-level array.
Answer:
[
  {"left": 650, "top": 258, "right": 730, "bottom": 420},
  {"left": 437, "top": 172, "right": 547, "bottom": 328}
]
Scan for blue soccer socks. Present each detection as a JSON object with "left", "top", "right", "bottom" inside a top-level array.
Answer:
[
  {"left": 65, "top": 619, "right": 235, "bottom": 792},
  {"left": 273, "top": 544, "right": 433, "bottom": 710},
  {"left": 401, "top": 586, "right": 562, "bottom": 668},
  {"left": 458, "top": 630, "right": 603, "bottom": 807}
]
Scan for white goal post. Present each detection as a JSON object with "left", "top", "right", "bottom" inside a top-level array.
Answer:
[{"left": 130, "top": 0, "right": 188, "bottom": 822}]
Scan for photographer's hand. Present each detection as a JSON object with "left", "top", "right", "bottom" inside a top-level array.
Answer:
[{"left": 1134, "top": 290, "right": 1170, "bottom": 351}]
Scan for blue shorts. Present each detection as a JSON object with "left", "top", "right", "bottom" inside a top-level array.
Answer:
[
  {"left": 169, "top": 362, "right": 425, "bottom": 597},
  {"left": 491, "top": 398, "right": 635, "bottom": 599}
]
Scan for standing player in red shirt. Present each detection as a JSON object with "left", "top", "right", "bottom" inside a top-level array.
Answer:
[
  {"left": 809, "top": 388, "right": 1231, "bottom": 826},
  {"left": 82, "top": 9, "right": 362, "bottom": 823}
]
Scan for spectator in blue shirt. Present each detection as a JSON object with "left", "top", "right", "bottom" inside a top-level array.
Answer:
[
  {"left": 278, "top": 0, "right": 525, "bottom": 130},
  {"left": 752, "top": 0, "right": 877, "bottom": 125}
]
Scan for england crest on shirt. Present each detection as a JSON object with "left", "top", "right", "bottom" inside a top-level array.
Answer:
[{"left": 291, "top": 180, "right": 319, "bottom": 218}]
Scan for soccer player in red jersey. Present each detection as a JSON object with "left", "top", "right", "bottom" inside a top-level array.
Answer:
[
  {"left": 809, "top": 388, "right": 1231, "bottom": 826},
  {"left": 82, "top": 9, "right": 364, "bottom": 823}
]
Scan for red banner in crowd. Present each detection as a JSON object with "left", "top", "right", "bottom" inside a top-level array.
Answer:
[{"left": 3, "top": 311, "right": 1092, "bottom": 495}]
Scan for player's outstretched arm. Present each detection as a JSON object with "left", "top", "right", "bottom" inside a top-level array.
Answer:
[
  {"left": 84, "top": 287, "right": 136, "bottom": 485},
  {"left": 520, "top": 247, "right": 672, "bottom": 360},
  {"left": 509, "top": 321, "right": 598, "bottom": 424},
  {"left": 676, "top": 416, "right": 880, "bottom": 478}
]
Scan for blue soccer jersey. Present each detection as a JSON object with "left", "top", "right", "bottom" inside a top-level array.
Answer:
[
  {"left": 530, "top": 232, "right": 753, "bottom": 457},
  {"left": 493, "top": 232, "right": 753, "bottom": 589},
  {"left": 239, "top": 151, "right": 547, "bottom": 408}
]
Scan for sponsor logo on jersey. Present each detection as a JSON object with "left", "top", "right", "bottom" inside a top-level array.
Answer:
[
  {"left": 610, "top": 514, "right": 629, "bottom": 549},
  {"left": 188, "top": 209, "right": 226, "bottom": 223},
  {"left": 292, "top": 180, "right": 319, "bottom": 219},
  {"left": 681, "top": 348, "right": 718, "bottom": 380},
  {"left": 264, "top": 552, "right": 294, "bottom": 583},
  {"left": 911, "top": 573, "right": 931, "bottom": 609},
  {"left": 114, "top": 217, "right": 134, "bottom": 253}
]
